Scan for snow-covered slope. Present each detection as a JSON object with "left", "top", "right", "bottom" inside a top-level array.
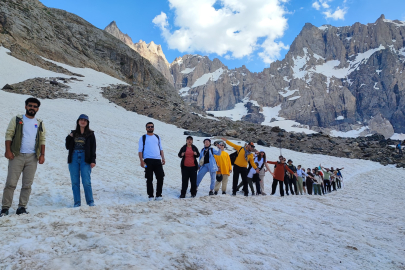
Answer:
[{"left": 0, "top": 48, "right": 404, "bottom": 269}]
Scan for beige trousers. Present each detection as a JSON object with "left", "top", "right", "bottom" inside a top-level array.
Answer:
[
  {"left": 2, "top": 153, "right": 38, "bottom": 209},
  {"left": 259, "top": 174, "right": 265, "bottom": 193},
  {"left": 214, "top": 174, "right": 229, "bottom": 192}
]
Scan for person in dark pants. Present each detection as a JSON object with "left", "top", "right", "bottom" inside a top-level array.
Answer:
[
  {"left": 267, "top": 156, "right": 295, "bottom": 197},
  {"left": 306, "top": 168, "right": 314, "bottom": 195},
  {"left": 222, "top": 139, "right": 258, "bottom": 196},
  {"left": 178, "top": 136, "right": 199, "bottom": 198},
  {"left": 286, "top": 159, "right": 298, "bottom": 195},
  {"left": 138, "top": 122, "right": 165, "bottom": 201},
  {"left": 283, "top": 159, "right": 290, "bottom": 195}
]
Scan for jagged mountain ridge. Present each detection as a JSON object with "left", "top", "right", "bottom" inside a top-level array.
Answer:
[
  {"left": 104, "top": 21, "right": 173, "bottom": 85},
  {"left": 164, "top": 15, "right": 404, "bottom": 136}
]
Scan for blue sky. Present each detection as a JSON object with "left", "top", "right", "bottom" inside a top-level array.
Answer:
[{"left": 41, "top": 0, "right": 405, "bottom": 72}]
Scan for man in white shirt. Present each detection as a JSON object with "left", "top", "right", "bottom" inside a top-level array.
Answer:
[
  {"left": 1, "top": 98, "right": 46, "bottom": 217},
  {"left": 138, "top": 122, "right": 165, "bottom": 201}
]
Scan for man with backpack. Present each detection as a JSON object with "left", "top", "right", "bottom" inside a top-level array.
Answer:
[
  {"left": 138, "top": 122, "right": 165, "bottom": 201},
  {"left": 222, "top": 138, "right": 258, "bottom": 196},
  {"left": 1, "top": 98, "right": 46, "bottom": 217}
]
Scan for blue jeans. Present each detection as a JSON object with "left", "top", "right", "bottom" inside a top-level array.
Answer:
[
  {"left": 197, "top": 164, "right": 217, "bottom": 190},
  {"left": 68, "top": 150, "right": 94, "bottom": 206}
]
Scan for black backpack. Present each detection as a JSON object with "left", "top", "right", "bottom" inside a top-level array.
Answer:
[
  {"left": 230, "top": 148, "right": 242, "bottom": 165},
  {"left": 142, "top": 134, "right": 160, "bottom": 155}
]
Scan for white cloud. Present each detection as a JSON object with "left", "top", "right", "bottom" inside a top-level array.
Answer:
[
  {"left": 312, "top": 2, "right": 321, "bottom": 10},
  {"left": 311, "top": 0, "right": 347, "bottom": 21},
  {"left": 321, "top": 1, "right": 330, "bottom": 8},
  {"left": 323, "top": 6, "right": 347, "bottom": 20},
  {"left": 153, "top": 0, "right": 289, "bottom": 64},
  {"left": 152, "top": 12, "right": 168, "bottom": 29}
]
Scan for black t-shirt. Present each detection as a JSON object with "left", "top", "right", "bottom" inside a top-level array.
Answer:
[
  {"left": 306, "top": 172, "right": 314, "bottom": 182},
  {"left": 203, "top": 148, "right": 210, "bottom": 164},
  {"left": 74, "top": 136, "right": 86, "bottom": 150}
]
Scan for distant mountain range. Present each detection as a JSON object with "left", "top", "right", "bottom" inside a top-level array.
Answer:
[
  {"left": 105, "top": 16, "right": 405, "bottom": 137},
  {"left": 1, "top": 0, "right": 403, "bottom": 137}
]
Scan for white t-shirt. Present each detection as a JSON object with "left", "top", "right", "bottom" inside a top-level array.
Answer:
[
  {"left": 247, "top": 156, "right": 263, "bottom": 178},
  {"left": 138, "top": 134, "right": 163, "bottom": 159},
  {"left": 20, "top": 115, "right": 38, "bottom": 154}
]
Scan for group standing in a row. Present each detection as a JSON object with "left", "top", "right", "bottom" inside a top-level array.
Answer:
[{"left": 0, "top": 98, "right": 345, "bottom": 218}]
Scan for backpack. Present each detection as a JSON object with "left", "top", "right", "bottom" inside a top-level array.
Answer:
[
  {"left": 230, "top": 148, "right": 243, "bottom": 165},
  {"left": 397, "top": 143, "right": 401, "bottom": 149},
  {"left": 142, "top": 134, "right": 160, "bottom": 156}
]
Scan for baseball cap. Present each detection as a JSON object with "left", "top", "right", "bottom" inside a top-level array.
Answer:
[
  {"left": 78, "top": 114, "right": 89, "bottom": 121},
  {"left": 247, "top": 142, "right": 255, "bottom": 148}
]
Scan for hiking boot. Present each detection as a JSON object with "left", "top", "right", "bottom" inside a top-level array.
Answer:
[
  {"left": 209, "top": 191, "right": 214, "bottom": 196},
  {"left": 232, "top": 192, "right": 236, "bottom": 196},
  {"left": 148, "top": 197, "right": 154, "bottom": 201},
  {"left": 0, "top": 209, "right": 9, "bottom": 217},
  {"left": 88, "top": 203, "right": 95, "bottom": 207},
  {"left": 222, "top": 191, "right": 226, "bottom": 195},
  {"left": 214, "top": 191, "right": 218, "bottom": 195},
  {"left": 179, "top": 194, "right": 185, "bottom": 199},
  {"left": 244, "top": 193, "right": 248, "bottom": 197},
  {"left": 261, "top": 192, "right": 267, "bottom": 196},
  {"left": 155, "top": 196, "right": 163, "bottom": 201},
  {"left": 16, "top": 207, "right": 28, "bottom": 215}
]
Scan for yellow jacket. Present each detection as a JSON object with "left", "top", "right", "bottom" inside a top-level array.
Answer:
[
  {"left": 226, "top": 140, "right": 257, "bottom": 169},
  {"left": 214, "top": 151, "right": 232, "bottom": 175}
]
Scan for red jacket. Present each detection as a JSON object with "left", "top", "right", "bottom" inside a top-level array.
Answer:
[{"left": 267, "top": 161, "right": 295, "bottom": 181}]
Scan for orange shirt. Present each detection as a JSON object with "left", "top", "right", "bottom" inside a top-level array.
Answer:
[{"left": 267, "top": 161, "right": 294, "bottom": 181}]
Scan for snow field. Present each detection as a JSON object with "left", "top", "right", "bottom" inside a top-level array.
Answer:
[{"left": 0, "top": 48, "right": 404, "bottom": 269}]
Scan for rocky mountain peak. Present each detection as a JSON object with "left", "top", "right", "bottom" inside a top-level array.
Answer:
[{"left": 104, "top": 21, "right": 173, "bottom": 84}]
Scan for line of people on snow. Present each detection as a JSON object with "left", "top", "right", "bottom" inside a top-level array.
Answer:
[{"left": 0, "top": 98, "right": 344, "bottom": 217}]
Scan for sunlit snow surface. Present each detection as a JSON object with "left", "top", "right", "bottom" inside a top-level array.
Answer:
[{"left": 0, "top": 47, "right": 405, "bottom": 269}]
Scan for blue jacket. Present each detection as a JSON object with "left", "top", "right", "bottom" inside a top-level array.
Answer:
[{"left": 199, "top": 147, "right": 221, "bottom": 172}]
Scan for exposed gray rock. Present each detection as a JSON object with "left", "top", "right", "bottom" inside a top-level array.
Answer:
[
  {"left": 368, "top": 113, "right": 395, "bottom": 138},
  {"left": 0, "top": 0, "right": 175, "bottom": 103},
  {"left": 3, "top": 77, "right": 87, "bottom": 100},
  {"left": 104, "top": 21, "right": 174, "bottom": 85},
  {"left": 168, "top": 15, "right": 405, "bottom": 134}
]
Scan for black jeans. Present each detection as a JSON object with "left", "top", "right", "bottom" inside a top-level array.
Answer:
[
  {"left": 324, "top": 180, "right": 331, "bottom": 192},
  {"left": 254, "top": 176, "right": 261, "bottom": 195},
  {"left": 284, "top": 175, "right": 290, "bottom": 195},
  {"left": 271, "top": 179, "right": 284, "bottom": 196},
  {"left": 181, "top": 167, "right": 197, "bottom": 196},
  {"left": 233, "top": 165, "right": 248, "bottom": 195},
  {"left": 144, "top": 159, "right": 165, "bottom": 197},
  {"left": 290, "top": 176, "right": 298, "bottom": 195},
  {"left": 285, "top": 175, "right": 297, "bottom": 195},
  {"left": 307, "top": 181, "right": 313, "bottom": 195},
  {"left": 331, "top": 181, "right": 337, "bottom": 191}
]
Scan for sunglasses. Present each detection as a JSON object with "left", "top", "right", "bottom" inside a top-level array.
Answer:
[
  {"left": 27, "top": 104, "right": 39, "bottom": 108},
  {"left": 146, "top": 126, "right": 154, "bottom": 128}
]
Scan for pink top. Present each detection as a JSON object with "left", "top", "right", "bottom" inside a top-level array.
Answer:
[{"left": 184, "top": 146, "right": 195, "bottom": 167}]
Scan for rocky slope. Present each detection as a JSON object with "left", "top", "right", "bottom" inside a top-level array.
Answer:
[
  {"left": 102, "top": 83, "right": 405, "bottom": 168},
  {"left": 169, "top": 15, "right": 405, "bottom": 137},
  {"left": 104, "top": 21, "right": 173, "bottom": 85},
  {"left": 0, "top": 0, "right": 177, "bottom": 105}
]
